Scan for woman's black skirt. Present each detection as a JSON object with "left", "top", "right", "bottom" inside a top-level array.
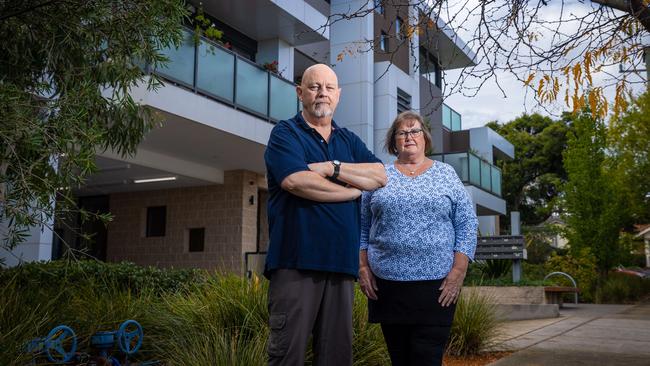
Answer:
[{"left": 368, "top": 276, "right": 456, "bottom": 326}]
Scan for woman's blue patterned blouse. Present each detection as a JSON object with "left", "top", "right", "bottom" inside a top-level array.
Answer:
[{"left": 360, "top": 162, "right": 478, "bottom": 281}]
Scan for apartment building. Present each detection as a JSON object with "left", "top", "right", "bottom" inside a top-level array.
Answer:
[{"left": 2, "top": 0, "right": 513, "bottom": 273}]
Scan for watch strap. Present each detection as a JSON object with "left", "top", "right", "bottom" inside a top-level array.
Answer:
[{"left": 331, "top": 160, "right": 341, "bottom": 180}]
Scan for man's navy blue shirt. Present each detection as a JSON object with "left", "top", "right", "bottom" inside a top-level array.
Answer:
[{"left": 264, "top": 112, "right": 381, "bottom": 278}]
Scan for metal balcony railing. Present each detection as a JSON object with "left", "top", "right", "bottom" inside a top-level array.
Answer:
[
  {"left": 442, "top": 103, "right": 462, "bottom": 131},
  {"left": 430, "top": 151, "right": 502, "bottom": 196},
  {"left": 152, "top": 28, "right": 299, "bottom": 123}
]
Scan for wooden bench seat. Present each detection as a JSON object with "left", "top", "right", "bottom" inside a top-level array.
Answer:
[{"left": 544, "top": 286, "right": 580, "bottom": 307}]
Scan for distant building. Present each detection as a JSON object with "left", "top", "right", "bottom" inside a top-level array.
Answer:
[{"left": 540, "top": 214, "right": 568, "bottom": 249}]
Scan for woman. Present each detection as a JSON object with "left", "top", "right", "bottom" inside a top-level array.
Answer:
[{"left": 359, "top": 111, "right": 478, "bottom": 366}]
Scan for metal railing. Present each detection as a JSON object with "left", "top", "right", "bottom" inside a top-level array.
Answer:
[
  {"left": 430, "top": 151, "right": 502, "bottom": 196},
  {"left": 442, "top": 103, "right": 462, "bottom": 131},
  {"left": 152, "top": 28, "right": 299, "bottom": 123},
  {"left": 544, "top": 271, "right": 579, "bottom": 304}
]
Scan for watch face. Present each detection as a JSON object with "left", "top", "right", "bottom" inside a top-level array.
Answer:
[{"left": 333, "top": 160, "right": 341, "bottom": 166}]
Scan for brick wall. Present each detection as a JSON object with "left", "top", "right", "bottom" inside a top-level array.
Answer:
[{"left": 106, "top": 170, "right": 265, "bottom": 273}]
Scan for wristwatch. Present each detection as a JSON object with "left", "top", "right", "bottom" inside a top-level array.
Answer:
[{"left": 331, "top": 160, "right": 341, "bottom": 180}]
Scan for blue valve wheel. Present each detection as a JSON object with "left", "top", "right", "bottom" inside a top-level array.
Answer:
[
  {"left": 117, "top": 320, "right": 143, "bottom": 355},
  {"left": 45, "top": 325, "right": 77, "bottom": 363}
]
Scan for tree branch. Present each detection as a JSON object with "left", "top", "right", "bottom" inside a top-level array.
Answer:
[
  {"left": 0, "top": 0, "right": 68, "bottom": 22},
  {"left": 592, "top": 0, "right": 650, "bottom": 32}
]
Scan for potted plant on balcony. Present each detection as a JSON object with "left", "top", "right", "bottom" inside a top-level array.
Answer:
[{"left": 263, "top": 60, "right": 279, "bottom": 74}]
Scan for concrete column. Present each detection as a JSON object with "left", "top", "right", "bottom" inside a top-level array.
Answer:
[
  {"left": 0, "top": 156, "right": 57, "bottom": 267},
  {"left": 223, "top": 170, "right": 260, "bottom": 275},
  {"left": 257, "top": 38, "right": 295, "bottom": 81},
  {"left": 0, "top": 217, "right": 54, "bottom": 267},
  {"left": 329, "top": 0, "right": 375, "bottom": 149}
]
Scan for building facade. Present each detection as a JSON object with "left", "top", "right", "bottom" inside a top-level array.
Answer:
[{"left": 2, "top": 0, "right": 514, "bottom": 274}]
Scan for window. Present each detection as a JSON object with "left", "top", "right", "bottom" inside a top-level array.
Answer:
[
  {"left": 419, "top": 47, "right": 442, "bottom": 87},
  {"left": 397, "top": 88, "right": 412, "bottom": 113},
  {"left": 188, "top": 228, "right": 205, "bottom": 252},
  {"left": 374, "top": 0, "right": 384, "bottom": 14},
  {"left": 379, "top": 31, "right": 388, "bottom": 52},
  {"left": 146, "top": 206, "right": 166, "bottom": 237},
  {"left": 396, "top": 17, "right": 403, "bottom": 40}
]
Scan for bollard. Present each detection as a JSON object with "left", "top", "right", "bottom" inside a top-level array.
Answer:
[{"left": 511, "top": 211, "right": 522, "bottom": 283}]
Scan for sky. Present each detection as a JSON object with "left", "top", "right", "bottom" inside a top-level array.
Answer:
[{"left": 437, "top": 0, "right": 648, "bottom": 129}]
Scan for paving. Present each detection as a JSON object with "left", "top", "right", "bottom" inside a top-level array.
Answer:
[{"left": 488, "top": 300, "right": 650, "bottom": 365}]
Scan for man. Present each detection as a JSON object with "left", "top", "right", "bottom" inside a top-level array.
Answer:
[{"left": 264, "top": 64, "right": 386, "bottom": 365}]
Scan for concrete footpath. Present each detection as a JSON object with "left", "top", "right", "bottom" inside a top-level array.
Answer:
[{"left": 488, "top": 300, "right": 650, "bottom": 365}]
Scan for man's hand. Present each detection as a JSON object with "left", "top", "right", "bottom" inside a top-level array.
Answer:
[
  {"left": 359, "top": 266, "right": 378, "bottom": 300},
  {"left": 308, "top": 162, "right": 333, "bottom": 178}
]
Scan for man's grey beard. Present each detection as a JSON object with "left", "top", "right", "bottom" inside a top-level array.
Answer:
[{"left": 309, "top": 104, "right": 333, "bottom": 118}]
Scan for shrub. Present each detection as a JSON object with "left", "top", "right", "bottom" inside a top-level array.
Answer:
[
  {"left": 522, "top": 262, "right": 547, "bottom": 281},
  {"left": 477, "top": 259, "right": 511, "bottom": 279},
  {"left": 523, "top": 228, "right": 556, "bottom": 264},
  {"left": 465, "top": 262, "right": 550, "bottom": 287},
  {"left": 446, "top": 291, "right": 501, "bottom": 356},
  {"left": 0, "top": 259, "right": 206, "bottom": 295},
  {"left": 0, "top": 261, "right": 392, "bottom": 365},
  {"left": 145, "top": 274, "right": 269, "bottom": 366},
  {"left": 594, "top": 272, "right": 650, "bottom": 304},
  {"left": 545, "top": 248, "right": 598, "bottom": 302},
  {"left": 0, "top": 260, "right": 510, "bottom": 364}
]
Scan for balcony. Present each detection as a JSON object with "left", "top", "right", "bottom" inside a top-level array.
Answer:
[
  {"left": 152, "top": 28, "right": 299, "bottom": 123},
  {"left": 442, "top": 103, "right": 462, "bottom": 131},
  {"left": 431, "top": 152, "right": 502, "bottom": 197}
]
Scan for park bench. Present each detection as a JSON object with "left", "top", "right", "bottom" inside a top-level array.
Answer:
[
  {"left": 475, "top": 235, "right": 526, "bottom": 282},
  {"left": 544, "top": 286, "right": 580, "bottom": 307},
  {"left": 543, "top": 272, "right": 580, "bottom": 306}
]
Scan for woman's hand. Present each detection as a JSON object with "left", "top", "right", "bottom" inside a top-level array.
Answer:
[
  {"left": 359, "top": 265, "right": 378, "bottom": 300},
  {"left": 438, "top": 267, "right": 466, "bottom": 307}
]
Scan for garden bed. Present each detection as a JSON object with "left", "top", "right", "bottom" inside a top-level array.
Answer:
[{"left": 444, "top": 351, "right": 513, "bottom": 366}]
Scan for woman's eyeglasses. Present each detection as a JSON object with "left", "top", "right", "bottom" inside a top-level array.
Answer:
[{"left": 395, "top": 128, "right": 423, "bottom": 139}]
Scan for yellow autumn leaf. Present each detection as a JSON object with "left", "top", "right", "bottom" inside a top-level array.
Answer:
[
  {"left": 537, "top": 78, "right": 545, "bottom": 97},
  {"left": 588, "top": 91, "right": 597, "bottom": 117},
  {"left": 524, "top": 73, "right": 535, "bottom": 86},
  {"left": 564, "top": 90, "right": 570, "bottom": 108}
]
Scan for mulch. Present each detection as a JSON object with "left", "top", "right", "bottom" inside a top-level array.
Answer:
[{"left": 443, "top": 351, "right": 513, "bottom": 366}]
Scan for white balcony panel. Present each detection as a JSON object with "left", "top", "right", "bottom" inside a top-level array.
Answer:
[
  {"left": 469, "top": 126, "right": 515, "bottom": 162},
  {"left": 130, "top": 80, "right": 274, "bottom": 147},
  {"left": 465, "top": 185, "right": 506, "bottom": 216},
  {"left": 195, "top": 0, "right": 328, "bottom": 46}
]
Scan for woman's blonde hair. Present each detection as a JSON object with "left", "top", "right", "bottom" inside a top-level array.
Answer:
[{"left": 384, "top": 111, "right": 432, "bottom": 156}]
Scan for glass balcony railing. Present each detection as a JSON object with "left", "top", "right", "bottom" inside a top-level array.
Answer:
[
  {"left": 153, "top": 28, "right": 299, "bottom": 123},
  {"left": 430, "top": 151, "right": 502, "bottom": 197},
  {"left": 442, "top": 103, "right": 462, "bottom": 131}
]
